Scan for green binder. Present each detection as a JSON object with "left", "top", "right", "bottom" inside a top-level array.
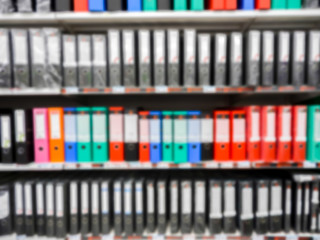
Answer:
[
  {"left": 173, "top": 111, "right": 188, "bottom": 164},
  {"left": 271, "top": 0, "right": 287, "bottom": 9},
  {"left": 143, "top": 0, "right": 157, "bottom": 11},
  {"left": 92, "top": 107, "right": 108, "bottom": 163},
  {"left": 307, "top": 105, "right": 320, "bottom": 162},
  {"left": 190, "top": 0, "right": 204, "bottom": 10},
  {"left": 174, "top": 0, "right": 187, "bottom": 10},
  {"left": 77, "top": 107, "right": 92, "bottom": 163},
  {"left": 162, "top": 111, "right": 173, "bottom": 162},
  {"left": 287, "top": 0, "right": 301, "bottom": 8}
]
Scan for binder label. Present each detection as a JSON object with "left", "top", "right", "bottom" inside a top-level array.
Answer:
[
  {"left": 216, "top": 117, "right": 229, "bottom": 143},
  {"left": 13, "top": 33, "right": 28, "bottom": 65},
  {"left": 224, "top": 185, "right": 236, "bottom": 217},
  {"left": 36, "top": 183, "right": 44, "bottom": 215},
  {"left": 217, "top": 34, "right": 227, "bottom": 63},
  {"left": 158, "top": 183, "right": 166, "bottom": 214},
  {"left": 233, "top": 34, "right": 242, "bottom": 63},
  {"left": 46, "top": 184, "right": 54, "bottom": 216},
  {"left": 150, "top": 117, "right": 161, "bottom": 143},
  {"left": 182, "top": 182, "right": 191, "bottom": 214},
  {"left": 93, "top": 35, "right": 106, "bottom": 66},
  {"left": 241, "top": 187, "right": 253, "bottom": 219},
  {"left": 196, "top": 182, "right": 205, "bottom": 213},
  {"left": 1, "top": 116, "right": 11, "bottom": 148},
  {"left": 280, "top": 32, "right": 289, "bottom": 63},
  {"left": 295, "top": 32, "right": 305, "bottom": 62},
  {"left": 155, "top": 31, "right": 165, "bottom": 65},
  {"left": 185, "top": 30, "right": 196, "bottom": 64},
  {"left": 109, "top": 31, "right": 120, "bottom": 65},
  {"left": 0, "top": 191, "right": 9, "bottom": 218},
  {"left": 312, "top": 189, "right": 319, "bottom": 204},
  {"left": 15, "top": 183, "right": 23, "bottom": 215},
  {"left": 110, "top": 114, "right": 123, "bottom": 142},
  {"left": 147, "top": 183, "right": 154, "bottom": 213},
  {"left": 56, "top": 185, "right": 64, "bottom": 217},
  {"left": 0, "top": 32, "right": 9, "bottom": 64},
  {"left": 15, "top": 110, "right": 26, "bottom": 143},
  {"left": 140, "top": 117, "right": 149, "bottom": 142},
  {"left": 63, "top": 36, "right": 76, "bottom": 67},
  {"left": 125, "top": 114, "right": 138, "bottom": 142},
  {"left": 48, "top": 33, "right": 60, "bottom": 65},
  {"left": 297, "top": 187, "right": 302, "bottom": 215},
  {"left": 78, "top": 36, "right": 91, "bottom": 66},
  {"left": 285, "top": 186, "right": 291, "bottom": 214},
  {"left": 311, "top": 32, "right": 320, "bottom": 62},
  {"left": 114, "top": 182, "right": 121, "bottom": 214},
  {"left": 280, "top": 108, "right": 292, "bottom": 142},
  {"left": 199, "top": 35, "right": 210, "bottom": 64},
  {"left": 174, "top": 118, "right": 187, "bottom": 143},
  {"left": 264, "top": 32, "right": 274, "bottom": 62},
  {"left": 163, "top": 118, "right": 173, "bottom": 143},
  {"left": 81, "top": 183, "right": 89, "bottom": 214},
  {"left": 210, "top": 185, "right": 222, "bottom": 219},
  {"left": 315, "top": 111, "right": 320, "bottom": 141},
  {"left": 270, "top": 185, "right": 282, "bottom": 216},
  {"left": 168, "top": 30, "right": 179, "bottom": 63},
  {"left": 135, "top": 182, "right": 143, "bottom": 214},
  {"left": 101, "top": 182, "right": 109, "bottom": 214},
  {"left": 78, "top": 113, "right": 90, "bottom": 142},
  {"left": 233, "top": 117, "right": 245, "bottom": 142},
  {"left": 257, "top": 186, "right": 268, "bottom": 217},
  {"left": 93, "top": 114, "right": 107, "bottom": 142},
  {"left": 188, "top": 118, "right": 200, "bottom": 142},
  {"left": 65, "top": 113, "right": 77, "bottom": 142},
  {"left": 35, "top": 113, "right": 46, "bottom": 140},
  {"left": 250, "top": 110, "right": 260, "bottom": 142},
  {"left": 32, "top": 33, "right": 45, "bottom": 64},
  {"left": 266, "top": 110, "right": 276, "bottom": 142},
  {"left": 201, "top": 118, "right": 213, "bottom": 143},
  {"left": 124, "top": 182, "right": 132, "bottom": 215},
  {"left": 50, "top": 112, "right": 61, "bottom": 139},
  {"left": 140, "top": 30, "right": 150, "bottom": 64},
  {"left": 171, "top": 182, "right": 178, "bottom": 214},
  {"left": 251, "top": 33, "right": 261, "bottom": 61},
  {"left": 70, "top": 182, "right": 78, "bottom": 214},
  {"left": 305, "top": 187, "right": 310, "bottom": 214},
  {"left": 123, "top": 31, "right": 134, "bottom": 65},
  {"left": 92, "top": 183, "right": 99, "bottom": 215}
]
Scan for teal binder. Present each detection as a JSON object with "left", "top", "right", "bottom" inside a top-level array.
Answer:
[
  {"left": 92, "top": 107, "right": 108, "bottom": 163},
  {"left": 307, "top": 105, "right": 320, "bottom": 162},
  {"left": 77, "top": 107, "right": 92, "bottom": 163},
  {"left": 173, "top": 111, "right": 188, "bottom": 164},
  {"left": 162, "top": 111, "right": 173, "bottom": 162}
]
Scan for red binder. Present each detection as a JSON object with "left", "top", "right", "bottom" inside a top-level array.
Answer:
[
  {"left": 74, "top": 0, "right": 88, "bottom": 12},
  {"left": 214, "top": 111, "right": 230, "bottom": 161},
  {"left": 292, "top": 106, "right": 307, "bottom": 162},
  {"left": 261, "top": 106, "right": 276, "bottom": 162},
  {"left": 246, "top": 106, "right": 261, "bottom": 161},
  {"left": 230, "top": 110, "right": 246, "bottom": 161},
  {"left": 209, "top": 0, "right": 225, "bottom": 10},
  {"left": 225, "top": 0, "right": 237, "bottom": 9},
  {"left": 109, "top": 107, "right": 124, "bottom": 162},
  {"left": 256, "top": 0, "right": 270, "bottom": 9},
  {"left": 139, "top": 111, "right": 150, "bottom": 162},
  {"left": 277, "top": 106, "right": 292, "bottom": 162}
]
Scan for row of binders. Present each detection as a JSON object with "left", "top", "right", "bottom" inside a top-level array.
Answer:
[
  {"left": 1, "top": 0, "right": 319, "bottom": 13},
  {"left": 1, "top": 28, "right": 320, "bottom": 89},
  {"left": 3, "top": 105, "right": 320, "bottom": 163},
  {"left": 0, "top": 174, "right": 319, "bottom": 237}
]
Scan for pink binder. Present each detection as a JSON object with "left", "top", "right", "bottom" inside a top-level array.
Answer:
[{"left": 33, "top": 108, "right": 50, "bottom": 163}]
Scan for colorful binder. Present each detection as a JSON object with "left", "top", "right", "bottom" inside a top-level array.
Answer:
[
  {"left": 190, "top": 0, "right": 204, "bottom": 10},
  {"left": 149, "top": 111, "right": 161, "bottom": 163},
  {"left": 143, "top": 0, "right": 157, "bottom": 10},
  {"left": 261, "top": 106, "right": 276, "bottom": 162},
  {"left": 307, "top": 105, "right": 320, "bottom": 162},
  {"left": 33, "top": 108, "right": 50, "bottom": 163},
  {"left": 76, "top": 107, "right": 92, "bottom": 163},
  {"left": 209, "top": 0, "right": 224, "bottom": 9},
  {"left": 127, "top": 0, "right": 142, "bottom": 11},
  {"left": 230, "top": 110, "right": 246, "bottom": 161},
  {"left": 48, "top": 108, "right": 65, "bottom": 163},
  {"left": 239, "top": 0, "right": 255, "bottom": 9},
  {"left": 92, "top": 107, "right": 108, "bottom": 163},
  {"left": 88, "top": 0, "right": 106, "bottom": 11},
  {"left": 214, "top": 111, "right": 230, "bottom": 161},
  {"left": 174, "top": 0, "right": 187, "bottom": 10},
  {"left": 246, "top": 106, "right": 261, "bottom": 161},
  {"left": 74, "top": 0, "right": 89, "bottom": 11},
  {"left": 109, "top": 107, "right": 124, "bottom": 162},
  {"left": 188, "top": 111, "right": 201, "bottom": 163},
  {"left": 276, "top": 106, "right": 292, "bottom": 162},
  {"left": 174, "top": 111, "right": 188, "bottom": 163},
  {"left": 64, "top": 108, "right": 77, "bottom": 163},
  {"left": 292, "top": 106, "right": 307, "bottom": 162},
  {"left": 139, "top": 111, "right": 150, "bottom": 162},
  {"left": 256, "top": 0, "right": 271, "bottom": 9},
  {"left": 271, "top": 0, "right": 287, "bottom": 8},
  {"left": 162, "top": 111, "right": 173, "bottom": 162},
  {"left": 288, "top": 0, "right": 301, "bottom": 8}
]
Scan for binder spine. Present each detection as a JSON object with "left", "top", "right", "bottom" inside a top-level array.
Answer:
[
  {"left": 123, "top": 30, "right": 136, "bottom": 87},
  {"left": 223, "top": 180, "right": 236, "bottom": 234},
  {"left": 149, "top": 111, "right": 162, "bottom": 163},
  {"left": 92, "top": 107, "right": 108, "bottom": 163},
  {"left": 187, "top": 111, "right": 201, "bottom": 163},
  {"left": 284, "top": 180, "right": 292, "bottom": 233},
  {"left": 0, "top": 29, "right": 12, "bottom": 88},
  {"left": 101, "top": 180, "right": 111, "bottom": 235},
  {"left": 64, "top": 108, "right": 77, "bottom": 163},
  {"left": 162, "top": 111, "right": 174, "bottom": 162},
  {"left": 139, "top": 111, "right": 150, "bottom": 162},
  {"left": 214, "top": 111, "right": 230, "bottom": 161},
  {"left": 239, "top": 181, "right": 254, "bottom": 236},
  {"left": 135, "top": 179, "right": 144, "bottom": 235},
  {"left": 63, "top": 34, "right": 77, "bottom": 87},
  {"left": 69, "top": 181, "right": 79, "bottom": 235},
  {"left": 183, "top": 29, "right": 196, "bottom": 87},
  {"left": 201, "top": 112, "right": 213, "bottom": 161},
  {"left": 229, "top": 32, "right": 243, "bottom": 87},
  {"left": 292, "top": 31, "right": 306, "bottom": 87},
  {"left": 270, "top": 180, "right": 283, "bottom": 233},
  {"left": 307, "top": 31, "right": 320, "bottom": 86},
  {"left": 246, "top": 31, "right": 261, "bottom": 86},
  {"left": 35, "top": 182, "right": 46, "bottom": 236},
  {"left": 173, "top": 111, "right": 188, "bottom": 163},
  {"left": 91, "top": 181, "right": 100, "bottom": 237},
  {"left": 261, "top": 106, "right": 276, "bottom": 162},
  {"left": 138, "top": 30, "right": 151, "bottom": 87},
  {"left": 76, "top": 107, "right": 92, "bottom": 163},
  {"left": 276, "top": 106, "right": 292, "bottom": 162},
  {"left": 170, "top": 180, "right": 179, "bottom": 234},
  {"left": 230, "top": 110, "right": 246, "bottom": 161},
  {"left": 157, "top": 180, "right": 167, "bottom": 234},
  {"left": 109, "top": 107, "right": 124, "bottom": 162},
  {"left": 167, "top": 30, "right": 180, "bottom": 87},
  {"left": 124, "top": 179, "right": 134, "bottom": 236},
  {"left": 276, "top": 31, "right": 290, "bottom": 86},
  {"left": 214, "top": 33, "right": 227, "bottom": 86},
  {"left": 92, "top": 34, "right": 107, "bottom": 87},
  {"left": 310, "top": 181, "right": 319, "bottom": 233},
  {"left": 255, "top": 180, "right": 269, "bottom": 234},
  {"left": 108, "top": 30, "right": 122, "bottom": 87},
  {"left": 0, "top": 184, "right": 13, "bottom": 236},
  {"left": 154, "top": 30, "right": 166, "bottom": 86},
  {"left": 262, "top": 31, "right": 275, "bottom": 86},
  {"left": 246, "top": 106, "right": 261, "bottom": 161},
  {"left": 146, "top": 179, "right": 156, "bottom": 233},
  {"left": 77, "top": 34, "right": 93, "bottom": 88},
  {"left": 1, "top": 115, "right": 13, "bottom": 163},
  {"left": 194, "top": 180, "right": 206, "bottom": 234},
  {"left": 55, "top": 182, "right": 67, "bottom": 238},
  {"left": 198, "top": 34, "right": 211, "bottom": 86},
  {"left": 80, "top": 181, "right": 90, "bottom": 236},
  {"left": 209, "top": 180, "right": 222, "bottom": 234},
  {"left": 180, "top": 180, "right": 192, "bottom": 234},
  {"left": 124, "top": 109, "right": 139, "bottom": 161},
  {"left": 45, "top": 182, "right": 55, "bottom": 237},
  {"left": 14, "top": 182, "right": 25, "bottom": 235},
  {"left": 114, "top": 179, "right": 123, "bottom": 236}
]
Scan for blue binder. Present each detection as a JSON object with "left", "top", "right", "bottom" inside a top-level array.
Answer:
[
  {"left": 64, "top": 108, "right": 77, "bottom": 162},
  {"left": 238, "top": 0, "right": 254, "bottom": 9},
  {"left": 89, "top": 0, "right": 106, "bottom": 11},
  {"left": 188, "top": 111, "right": 201, "bottom": 163},
  {"left": 149, "top": 111, "right": 162, "bottom": 163},
  {"left": 127, "top": 0, "right": 142, "bottom": 11}
]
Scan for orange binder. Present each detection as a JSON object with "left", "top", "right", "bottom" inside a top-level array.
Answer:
[
  {"left": 109, "top": 107, "right": 124, "bottom": 162},
  {"left": 256, "top": 0, "right": 270, "bottom": 9},
  {"left": 292, "top": 106, "right": 307, "bottom": 162},
  {"left": 230, "top": 110, "right": 246, "bottom": 161},
  {"left": 48, "top": 107, "right": 65, "bottom": 163},
  {"left": 209, "top": 0, "right": 225, "bottom": 10},
  {"left": 74, "top": 0, "right": 88, "bottom": 12},
  {"left": 261, "top": 106, "right": 276, "bottom": 162},
  {"left": 139, "top": 111, "right": 150, "bottom": 162},
  {"left": 225, "top": 0, "right": 237, "bottom": 9},
  {"left": 214, "top": 111, "right": 230, "bottom": 161},
  {"left": 277, "top": 106, "right": 292, "bottom": 162},
  {"left": 246, "top": 106, "right": 261, "bottom": 161}
]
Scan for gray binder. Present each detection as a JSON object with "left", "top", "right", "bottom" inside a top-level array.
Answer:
[
  {"left": 270, "top": 180, "right": 282, "bottom": 233},
  {"left": 307, "top": 31, "right": 320, "bottom": 86},
  {"left": 55, "top": 182, "right": 67, "bottom": 238},
  {"left": 77, "top": 35, "right": 93, "bottom": 88},
  {"left": 292, "top": 31, "right": 306, "bottom": 87},
  {"left": 229, "top": 32, "right": 243, "bottom": 87},
  {"left": 91, "top": 180, "right": 100, "bottom": 237},
  {"left": 69, "top": 181, "right": 79, "bottom": 235},
  {"left": 255, "top": 180, "right": 269, "bottom": 235},
  {"left": 153, "top": 30, "right": 166, "bottom": 86},
  {"left": 146, "top": 179, "right": 156, "bottom": 233},
  {"left": 122, "top": 30, "right": 136, "bottom": 87},
  {"left": 238, "top": 180, "right": 254, "bottom": 236},
  {"left": 63, "top": 35, "right": 77, "bottom": 87},
  {"left": 113, "top": 179, "right": 123, "bottom": 236},
  {"left": 167, "top": 29, "right": 180, "bottom": 87},
  {"left": 276, "top": 31, "right": 290, "bottom": 86},
  {"left": 209, "top": 180, "right": 222, "bottom": 234},
  {"left": 92, "top": 34, "right": 107, "bottom": 88},
  {"left": 139, "top": 30, "right": 151, "bottom": 87},
  {"left": 15, "top": 181, "right": 25, "bottom": 235},
  {"left": 183, "top": 29, "right": 196, "bottom": 86},
  {"left": 194, "top": 180, "right": 206, "bottom": 234},
  {"left": 0, "top": 29, "right": 12, "bottom": 88},
  {"left": 80, "top": 181, "right": 90, "bottom": 237},
  {"left": 303, "top": 0, "right": 319, "bottom": 7},
  {"left": 108, "top": 30, "right": 122, "bottom": 87},
  {"left": 262, "top": 31, "right": 275, "bottom": 86},
  {"left": 246, "top": 30, "right": 261, "bottom": 86},
  {"left": 35, "top": 182, "right": 45, "bottom": 236},
  {"left": 135, "top": 179, "right": 144, "bottom": 235},
  {"left": 45, "top": 182, "right": 55, "bottom": 237},
  {"left": 198, "top": 34, "right": 211, "bottom": 86},
  {"left": 223, "top": 180, "right": 236, "bottom": 233},
  {"left": 214, "top": 33, "right": 227, "bottom": 86},
  {"left": 124, "top": 179, "right": 134, "bottom": 236},
  {"left": 181, "top": 180, "right": 192, "bottom": 234},
  {"left": 101, "top": 180, "right": 111, "bottom": 234},
  {"left": 157, "top": 180, "right": 167, "bottom": 234}
]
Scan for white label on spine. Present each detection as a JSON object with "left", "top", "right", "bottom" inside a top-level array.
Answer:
[
  {"left": 81, "top": 183, "right": 89, "bottom": 214},
  {"left": 312, "top": 189, "right": 319, "bottom": 204},
  {"left": 280, "top": 32, "right": 290, "bottom": 63},
  {"left": 210, "top": 184, "right": 222, "bottom": 219},
  {"left": 280, "top": 108, "right": 292, "bottom": 142},
  {"left": 135, "top": 182, "right": 143, "bottom": 214},
  {"left": 286, "top": 187, "right": 291, "bottom": 214},
  {"left": 78, "top": 36, "right": 91, "bottom": 66},
  {"left": 270, "top": 185, "right": 282, "bottom": 216},
  {"left": 216, "top": 118, "right": 229, "bottom": 143},
  {"left": 224, "top": 184, "right": 236, "bottom": 217},
  {"left": 305, "top": 187, "right": 310, "bottom": 214},
  {"left": 295, "top": 32, "right": 305, "bottom": 62},
  {"left": 150, "top": 118, "right": 161, "bottom": 143},
  {"left": 125, "top": 114, "right": 138, "bottom": 143},
  {"left": 1, "top": 116, "right": 11, "bottom": 148},
  {"left": 101, "top": 182, "right": 109, "bottom": 214},
  {"left": 35, "top": 113, "right": 46, "bottom": 140},
  {"left": 168, "top": 30, "right": 179, "bottom": 64},
  {"left": 250, "top": 110, "right": 260, "bottom": 142},
  {"left": 139, "top": 118, "right": 149, "bottom": 143},
  {"left": 77, "top": 114, "right": 90, "bottom": 142},
  {"left": 15, "top": 110, "right": 26, "bottom": 143},
  {"left": 114, "top": 182, "right": 121, "bottom": 214},
  {"left": 250, "top": 32, "right": 260, "bottom": 61},
  {"left": 163, "top": 118, "right": 173, "bottom": 143},
  {"left": 123, "top": 31, "right": 134, "bottom": 65},
  {"left": 50, "top": 112, "right": 61, "bottom": 139},
  {"left": 257, "top": 186, "right": 268, "bottom": 217},
  {"left": 185, "top": 30, "right": 195, "bottom": 64},
  {"left": 147, "top": 183, "right": 154, "bottom": 214},
  {"left": 110, "top": 114, "right": 123, "bottom": 142},
  {"left": 140, "top": 30, "right": 150, "bottom": 64},
  {"left": 93, "top": 35, "right": 106, "bottom": 66},
  {"left": 264, "top": 32, "right": 274, "bottom": 62},
  {"left": 92, "top": 182, "right": 99, "bottom": 215},
  {"left": 0, "top": 191, "right": 9, "bottom": 219},
  {"left": 182, "top": 182, "right": 191, "bottom": 214},
  {"left": 311, "top": 32, "right": 320, "bottom": 62},
  {"left": 297, "top": 187, "right": 302, "bottom": 215},
  {"left": 233, "top": 34, "right": 242, "bottom": 63},
  {"left": 265, "top": 110, "right": 276, "bottom": 142},
  {"left": 196, "top": 182, "right": 205, "bottom": 213},
  {"left": 296, "top": 108, "right": 307, "bottom": 142},
  {"left": 124, "top": 182, "right": 132, "bottom": 215},
  {"left": 0, "top": 31, "right": 9, "bottom": 64},
  {"left": 315, "top": 111, "right": 320, "bottom": 141},
  {"left": 158, "top": 182, "right": 166, "bottom": 214},
  {"left": 46, "top": 184, "right": 54, "bottom": 216},
  {"left": 199, "top": 34, "right": 210, "bottom": 64},
  {"left": 32, "top": 33, "right": 45, "bottom": 65},
  {"left": 216, "top": 34, "right": 226, "bottom": 63},
  {"left": 233, "top": 117, "right": 245, "bottom": 142},
  {"left": 15, "top": 183, "right": 23, "bottom": 215},
  {"left": 174, "top": 119, "right": 187, "bottom": 143},
  {"left": 36, "top": 183, "right": 44, "bottom": 215},
  {"left": 171, "top": 182, "right": 178, "bottom": 214},
  {"left": 70, "top": 182, "right": 78, "bottom": 215},
  {"left": 241, "top": 186, "right": 253, "bottom": 220},
  {"left": 188, "top": 118, "right": 200, "bottom": 143},
  {"left": 93, "top": 114, "right": 107, "bottom": 142},
  {"left": 109, "top": 30, "right": 120, "bottom": 65},
  {"left": 63, "top": 36, "right": 76, "bottom": 66},
  {"left": 155, "top": 31, "right": 165, "bottom": 64},
  {"left": 48, "top": 34, "right": 60, "bottom": 65},
  {"left": 56, "top": 185, "right": 64, "bottom": 217},
  {"left": 201, "top": 118, "right": 213, "bottom": 143},
  {"left": 64, "top": 114, "right": 76, "bottom": 142},
  {"left": 14, "top": 32, "right": 27, "bottom": 65}
]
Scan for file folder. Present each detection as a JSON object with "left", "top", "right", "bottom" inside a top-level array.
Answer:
[
  {"left": 239, "top": 0, "right": 254, "bottom": 9},
  {"left": 16, "top": 1, "right": 33, "bottom": 13},
  {"left": 55, "top": 182, "right": 67, "bottom": 238},
  {"left": 128, "top": 0, "right": 142, "bottom": 11},
  {"left": 0, "top": 184, "right": 12, "bottom": 236},
  {"left": 135, "top": 179, "right": 144, "bottom": 235},
  {"left": 292, "top": 31, "right": 306, "bottom": 87},
  {"left": 214, "top": 33, "right": 227, "bottom": 86},
  {"left": 174, "top": 0, "right": 187, "bottom": 10},
  {"left": 36, "top": 0, "right": 51, "bottom": 11},
  {"left": 158, "top": 0, "right": 171, "bottom": 9},
  {"left": 198, "top": 34, "right": 211, "bottom": 86},
  {"left": 255, "top": 180, "right": 269, "bottom": 234},
  {"left": 168, "top": 29, "right": 180, "bottom": 86},
  {"left": 33, "top": 108, "right": 50, "bottom": 163},
  {"left": 139, "top": 111, "right": 150, "bottom": 162},
  {"left": 307, "top": 105, "right": 320, "bottom": 162},
  {"left": 302, "top": 183, "right": 310, "bottom": 232},
  {"left": 201, "top": 112, "right": 213, "bottom": 161},
  {"left": 11, "top": 29, "right": 30, "bottom": 88},
  {"left": 188, "top": 111, "right": 201, "bottom": 163},
  {"left": 194, "top": 180, "right": 206, "bottom": 234},
  {"left": 256, "top": 0, "right": 271, "bottom": 9},
  {"left": 89, "top": 0, "right": 106, "bottom": 11},
  {"left": 14, "top": 181, "right": 25, "bottom": 235},
  {"left": 77, "top": 35, "right": 93, "bottom": 88},
  {"left": 108, "top": 30, "right": 122, "bottom": 86},
  {"left": 261, "top": 106, "right": 276, "bottom": 162},
  {"left": 124, "top": 179, "right": 134, "bottom": 235},
  {"left": 123, "top": 30, "right": 137, "bottom": 87},
  {"left": 91, "top": 181, "right": 100, "bottom": 236},
  {"left": 209, "top": 180, "right": 222, "bottom": 234},
  {"left": 64, "top": 108, "right": 77, "bottom": 163},
  {"left": 157, "top": 180, "right": 167, "bottom": 234},
  {"left": 154, "top": 30, "right": 166, "bottom": 86},
  {"left": 147, "top": 179, "right": 156, "bottom": 233},
  {"left": 80, "top": 181, "right": 90, "bottom": 236},
  {"left": 214, "top": 111, "right": 230, "bottom": 161},
  {"left": 303, "top": 0, "right": 319, "bottom": 7},
  {"left": 209, "top": 0, "right": 224, "bottom": 9},
  {"left": 24, "top": 181, "right": 35, "bottom": 236},
  {"left": 246, "top": 30, "right": 261, "bottom": 86},
  {"left": 170, "top": 179, "right": 179, "bottom": 234},
  {"left": 310, "top": 181, "right": 318, "bottom": 233},
  {"left": 184, "top": 29, "right": 196, "bottom": 86},
  {"left": 288, "top": 0, "right": 301, "bottom": 8},
  {"left": 239, "top": 181, "right": 254, "bottom": 236},
  {"left": 276, "top": 106, "right": 292, "bottom": 162},
  {"left": 0, "top": 114, "right": 13, "bottom": 163},
  {"left": 45, "top": 182, "right": 55, "bottom": 237},
  {"left": 181, "top": 180, "right": 192, "bottom": 234},
  {"left": 262, "top": 31, "right": 275, "bottom": 86},
  {"left": 229, "top": 32, "right": 243, "bottom": 87},
  {"left": 162, "top": 111, "right": 173, "bottom": 162},
  {"left": 190, "top": 0, "right": 204, "bottom": 10},
  {"left": 55, "top": 0, "right": 72, "bottom": 11},
  {"left": 76, "top": 107, "right": 92, "bottom": 163},
  {"left": 307, "top": 31, "right": 320, "bottom": 86},
  {"left": 231, "top": 110, "right": 246, "bottom": 161},
  {"left": 270, "top": 180, "right": 282, "bottom": 232},
  {"left": 0, "top": 29, "right": 12, "bottom": 88},
  {"left": 150, "top": 111, "right": 162, "bottom": 163},
  {"left": 226, "top": 0, "right": 237, "bottom": 9},
  {"left": 143, "top": 0, "right": 157, "bottom": 10},
  {"left": 92, "top": 107, "right": 108, "bottom": 163},
  {"left": 284, "top": 180, "right": 291, "bottom": 233},
  {"left": 35, "top": 182, "right": 45, "bottom": 236},
  {"left": 101, "top": 180, "right": 111, "bottom": 234},
  {"left": 92, "top": 34, "right": 107, "bottom": 88},
  {"left": 124, "top": 109, "right": 139, "bottom": 161},
  {"left": 109, "top": 107, "right": 124, "bottom": 161},
  {"left": 74, "top": 0, "right": 89, "bottom": 11},
  {"left": 223, "top": 180, "right": 236, "bottom": 233},
  {"left": 276, "top": 31, "right": 290, "bottom": 86},
  {"left": 174, "top": 111, "right": 188, "bottom": 163},
  {"left": 271, "top": 0, "right": 287, "bottom": 8},
  {"left": 69, "top": 181, "right": 79, "bottom": 235},
  {"left": 48, "top": 108, "right": 65, "bottom": 163},
  {"left": 246, "top": 106, "right": 261, "bottom": 161},
  {"left": 107, "top": 0, "right": 124, "bottom": 10},
  {"left": 292, "top": 106, "right": 307, "bottom": 162},
  {"left": 138, "top": 30, "right": 151, "bottom": 87},
  {"left": 294, "top": 182, "right": 302, "bottom": 233},
  {"left": 63, "top": 35, "right": 77, "bottom": 87}
]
